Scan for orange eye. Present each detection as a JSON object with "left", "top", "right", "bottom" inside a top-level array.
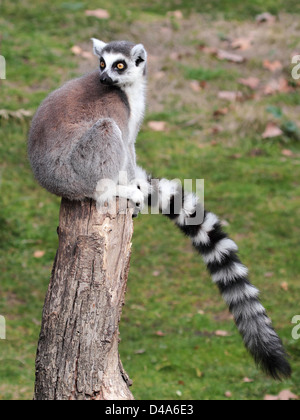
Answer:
[
  {"left": 117, "top": 63, "right": 125, "bottom": 70},
  {"left": 100, "top": 61, "right": 105, "bottom": 68}
]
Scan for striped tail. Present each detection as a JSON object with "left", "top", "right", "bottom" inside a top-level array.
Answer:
[{"left": 142, "top": 175, "right": 291, "bottom": 380}]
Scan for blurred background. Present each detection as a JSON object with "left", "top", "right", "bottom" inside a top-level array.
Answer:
[{"left": 0, "top": 0, "right": 300, "bottom": 400}]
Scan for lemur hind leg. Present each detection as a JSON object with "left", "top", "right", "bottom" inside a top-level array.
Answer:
[
  {"left": 71, "top": 118, "right": 144, "bottom": 210},
  {"left": 70, "top": 118, "right": 125, "bottom": 192},
  {"left": 70, "top": 118, "right": 142, "bottom": 207}
]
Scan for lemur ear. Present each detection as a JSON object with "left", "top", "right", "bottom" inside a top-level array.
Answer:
[
  {"left": 131, "top": 44, "right": 147, "bottom": 67},
  {"left": 91, "top": 38, "right": 107, "bottom": 57}
]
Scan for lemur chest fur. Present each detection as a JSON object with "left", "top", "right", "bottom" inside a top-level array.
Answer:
[{"left": 124, "top": 82, "right": 146, "bottom": 144}]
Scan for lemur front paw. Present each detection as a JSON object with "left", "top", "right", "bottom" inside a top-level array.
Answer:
[
  {"left": 126, "top": 186, "right": 145, "bottom": 217},
  {"left": 93, "top": 182, "right": 144, "bottom": 216}
]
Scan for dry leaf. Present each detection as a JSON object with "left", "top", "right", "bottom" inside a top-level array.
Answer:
[
  {"left": 167, "top": 10, "right": 183, "bottom": 19},
  {"left": 199, "top": 45, "right": 218, "bottom": 55},
  {"left": 238, "top": 77, "right": 260, "bottom": 90},
  {"left": 71, "top": 46, "right": 94, "bottom": 60},
  {"left": 213, "top": 107, "right": 229, "bottom": 117},
  {"left": 34, "top": 250, "right": 45, "bottom": 259},
  {"left": 264, "top": 390, "right": 298, "bottom": 401},
  {"left": 263, "top": 60, "right": 283, "bottom": 72},
  {"left": 264, "top": 394, "right": 279, "bottom": 401},
  {"left": 196, "top": 368, "right": 203, "bottom": 378},
  {"left": 280, "top": 282, "right": 289, "bottom": 291},
  {"left": 134, "top": 348, "right": 146, "bottom": 354},
  {"left": 262, "top": 122, "right": 283, "bottom": 139},
  {"left": 148, "top": 121, "right": 167, "bottom": 132},
  {"left": 217, "top": 49, "right": 245, "bottom": 63},
  {"left": 281, "top": 149, "right": 295, "bottom": 157},
  {"left": 85, "top": 9, "right": 110, "bottom": 19},
  {"left": 277, "top": 390, "right": 298, "bottom": 400},
  {"left": 71, "top": 45, "right": 83, "bottom": 56},
  {"left": 81, "top": 51, "right": 94, "bottom": 60},
  {"left": 155, "top": 330, "right": 166, "bottom": 336},
  {"left": 189, "top": 80, "right": 207, "bottom": 92},
  {"left": 0, "top": 109, "right": 33, "bottom": 120},
  {"left": 263, "top": 77, "right": 293, "bottom": 95},
  {"left": 218, "top": 91, "right": 243, "bottom": 101},
  {"left": 264, "top": 272, "right": 274, "bottom": 278},
  {"left": 243, "top": 377, "right": 254, "bottom": 383},
  {"left": 215, "top": 330, "right": 230, "bottom": 337},
  {"left": 256, "top": 12, "right": 276, "bottom": 24},
  {"left": 231, "top": 37, "right": 253, "bottom": 51},
  {"left": 225, "top": 391, "right": 232, "bottom": 398},
  {"left": 153, "top": 71, "right": 165, "bottom": 81}
]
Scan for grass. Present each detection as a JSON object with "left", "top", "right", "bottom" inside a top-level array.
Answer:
[{"left": 0, "top": 0, "right": 300, "bottom": 400}]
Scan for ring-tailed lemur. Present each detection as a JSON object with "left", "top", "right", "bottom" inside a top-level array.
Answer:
[{"left": 28, "top": 39, "right": 291, "bottom": 380}]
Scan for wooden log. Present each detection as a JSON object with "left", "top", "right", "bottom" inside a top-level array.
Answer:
[{"left": 34, "top": 198, "right": 134, "bottom": 400}]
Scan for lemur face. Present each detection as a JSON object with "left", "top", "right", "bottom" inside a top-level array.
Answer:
[{"left": 91, "top": 39, "right": 147, "bottom": 89}]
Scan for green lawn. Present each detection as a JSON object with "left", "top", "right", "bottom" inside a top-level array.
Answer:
[{"left": 0, "top": 0, "right": 300, "bottom": 400}]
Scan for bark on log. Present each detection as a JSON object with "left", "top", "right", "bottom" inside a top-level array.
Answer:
[{"left": 34, "top": 198, "right": 134, "bottom": 400}]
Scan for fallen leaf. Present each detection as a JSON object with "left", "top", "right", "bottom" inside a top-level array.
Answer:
[
  {"left": 230, "top": 153, "right": 242, "bottom": 160},
  {"left": 195, "top": 368, "right": 203, "bottom": 378},
  {"left": 264, "top": 390, "right": 298, "bottom": 400},
  {"left": 85, "top": 9, "right": 110, "bottom": 19},
  {"left": 243, "top": 377, "right": 254, "bottom": 383},
  {"left": 231, "top": 37, "right": 253, "bottom": 51},
  {"left": 218, "top": 91, "right": 243, "bottom": 101},
  {"left": 198, "top": 45, "right": 218, "bottom": 55},
  {"left": 134, "top": 349, "right": 146, "bottom": 354},
  {"left": 0, "top": 109, "right": 33, "bottom": 120},
  {"left": 34, "top": 250, "right": 45, "bottom": 259},
  {"left": 262, "top": 122, "right": 283, "bottom": 139},
  {"left": 277, "top": 390, "right": 298, "bottom": 400},
  {"left": 217, "top": 49, "right": 245, "bottom": 63},
  {"left": 238, "top": 77, "right": 260, "bottom": 90},
  {"left": 176, "top": 390, "right": 182, "bottom": 397},
  {"left": 215, "top": 330, "right": 230, "bottom": 337},
  {"left": 280, "top": 282, "right": 289, "bottom": 291},
  {"left": 81, "top": 51, "right": 94, "bottom": 60},
  {"left": 225, "top": 391, "right": 232, "bottom": 398},
  {"left": 148, "top": 121, "right": 167, "bottom": 132},
  {"left": 152, "top": 270, "right": 160, "bottom": 277},
  {"left": 71, "top": 45, "right": 83, "bottom": 55},
  {"left": 263, "top": 77, "right": 293, "bottom": 95},
  {"left": 263, "top": 59, "right": 283, "bottom": 72},
  {"left": 167, "top": 10, "right": 183, "bottom": 19},
  {"left": 213, "top": 107, "right": 229, "bottom": 117},
  {"left": 190, "top": 80, "right": 202, "bottom": 92},
  {"left": 249, "top": 148, "right": 265, "bottom": 157},
  {"left": 71, "top": 46, "right": 94, "bottom": 60},
  {"left": 264, "top": 394, "right": 279, "bottom": 401},
  {"left": 281, "top": 149, "right": 295, "bottom": 157},
  {"left": 256, "top": 12, "right": 276, "bottom": 24},
  {"left": 153, "top": 71, "right": 165, "bottom": 80},
  {"left": 155, "top": 330, "right": 166, "bottom": 336},
  {"left": 264, "top": 272, "right": 274, "bottom": 278}
]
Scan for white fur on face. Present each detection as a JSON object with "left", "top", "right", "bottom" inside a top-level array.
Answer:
[{"left": 100, "top": 52, "right": 146, "bottom": 87}]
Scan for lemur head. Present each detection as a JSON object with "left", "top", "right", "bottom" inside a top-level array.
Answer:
[{"left": 91, "top": 39, "right": 147, "bottom": 89}]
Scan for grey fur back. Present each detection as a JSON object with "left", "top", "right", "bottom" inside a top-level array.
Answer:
[{"left": 28, "top": 71, "right": 133, "bottom": 200}]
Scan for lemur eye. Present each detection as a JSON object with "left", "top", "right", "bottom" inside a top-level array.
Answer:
[
  {"left": 100, "top": 60, "right": 106, "bottom": 69},
  {"left": 117, "top": 63, "right": 125, "bottom": 70}
]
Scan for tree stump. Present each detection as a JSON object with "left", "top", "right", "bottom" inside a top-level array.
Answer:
[{"left": 34, "top": 198, "right": 134, "bottom": 400}]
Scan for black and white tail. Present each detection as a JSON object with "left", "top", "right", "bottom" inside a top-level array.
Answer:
[{"left": 137, "top": 171, "right": 291, "bottom": 380}]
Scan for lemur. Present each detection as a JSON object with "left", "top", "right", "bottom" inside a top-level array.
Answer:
[{"left": 28, "top": 39, "right": 291, "bottom": 380}]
